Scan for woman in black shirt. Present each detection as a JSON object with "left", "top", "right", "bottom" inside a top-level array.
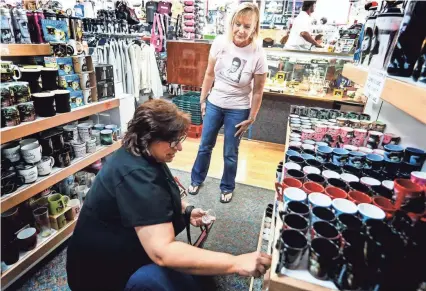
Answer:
[{"left": 66, "top": 100, "right": 271, "bottom": 291}]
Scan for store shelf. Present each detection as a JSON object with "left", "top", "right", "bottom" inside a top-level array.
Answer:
[
  {"left": 263, "top": 90, "right": 364, "bottom": 106},
  {"left": 342, "top": 63, "right": 426, "bottom": 124},
  {"left": 0, "top": 44, "right": 52, "bottom": 57},
  {"left": 1, "top": 219, "right": 76, "bottom": 289},
  {"left": 1, "top": 141, "right": 121, "bottom": 213},
  {"left": 265, "top": 47, "right": 354, "bottom": 60},
  {"left": 1, "top": 99, "right": 120, "bottom": 145}
]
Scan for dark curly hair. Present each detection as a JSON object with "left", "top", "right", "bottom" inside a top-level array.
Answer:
[{"left": 122, "top": 99, "right": 190, "bottom": 156}]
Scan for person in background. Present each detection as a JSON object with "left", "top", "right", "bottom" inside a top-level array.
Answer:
[
  {"left": 66, "top": 100, "right": 271, "bottom": 291},
  {"left": 188, "top": 3, "right": 267, "bottom": 203},
  {"left": 285, "top": 0, "right": 323, "bottom": 50}
]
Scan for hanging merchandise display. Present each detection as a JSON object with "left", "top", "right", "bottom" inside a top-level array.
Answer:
[
  {"left": 10, "top": 7, "right": 31, "bottom": 44},
  {"left": 358, "top": 3, "right": 378, "bottom": 66},
  {"left": 0, "top": 7, "right": 16, "bottom": 44},
  {"left": 145, "top": 1, "right": 158, "bottom": 24},
  {"left": 386, "top": 0, "right": 426, "bottom": 78},
  {"left": 26, "top": 10, "right": 44, "bottom": 44},
  {"left": 367, "top": 1, "right": 404, "bottom": 70}
]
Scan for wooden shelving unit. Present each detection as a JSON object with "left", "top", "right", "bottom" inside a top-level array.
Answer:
[
  {"left": 1, "top": 219, "right": 77, "bottom": 289},
  {"left": 1, "top": 141, "right": 121, "bottom": 213},
  {"left": 1, "top": 98, "right": 120, "bottom": 145},
  {"left": 342, "top": 63, "right": 426, "bottom": 124},
  {"left": 0, "top": 44, "right": 52, "bottom": 57}
]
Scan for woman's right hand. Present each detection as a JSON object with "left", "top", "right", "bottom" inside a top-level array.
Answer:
[
  {"left": 201, "top": 102, "right": 206, "bottom": 118},
  {"left": 233, "top": 252, "right": 272, "bottom": 278}
]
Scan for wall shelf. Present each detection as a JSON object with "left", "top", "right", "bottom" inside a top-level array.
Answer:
[
  {"left": 1, "top": 99, "right": 120, "bottom": 145},
  {"left": 1, "top": 141, "right": 121, "bottom": 213},
  {"left": 1, "top": 219, "right": 76, "bottom": 289},
  {"left": 342, "top": 64, "right": 426, "bottom": 124},
  {"left": 0, "top": 44, "right": 52, "bottom": 57}
]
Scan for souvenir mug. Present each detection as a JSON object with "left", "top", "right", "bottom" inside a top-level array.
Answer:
[
  {"left": 16, "top": 163, "right": 38, "bottom": 184},
  {"left": 47, "top": 194, "right": 69, "bottom": 215},
  {"left": 0, "top": 61, "right": 21, "bottom": 82},
  {"left": 1, "top": 106, "right": 20, "bottom": 127},
  {"left": 36, "top": 156, "right": 55, "bottom": 176},
  {"left": 17, "top": 102, "right": 36, "bottom": 122}
]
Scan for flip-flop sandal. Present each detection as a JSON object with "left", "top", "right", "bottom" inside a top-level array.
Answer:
[
  {"left": 188, "top": 184, "right": 201, "bottom": 195},
  {"left": 220, "top": 192, "right": 233, "bottom": 203}
]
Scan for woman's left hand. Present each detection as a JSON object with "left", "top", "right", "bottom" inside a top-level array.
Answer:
[
  {"left": 235, "top": 119, "right": 254, "bottom": 138},
  {"left": 190, "top": 208, "right": 215, "bottom": 227}
]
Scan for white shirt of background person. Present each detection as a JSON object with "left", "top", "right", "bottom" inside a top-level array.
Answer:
[{"left": 285, "top": 10, "right": 312, "bottom": 50}]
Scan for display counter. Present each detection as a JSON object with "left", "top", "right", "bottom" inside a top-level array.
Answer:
[{"left": 166, "top": 40, "right": 365, "bottom": 144}]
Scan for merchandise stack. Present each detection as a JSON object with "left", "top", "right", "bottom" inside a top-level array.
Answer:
[
  {"left": 95, "top": 64, "right": 115, "bottom": 101},
  {"left": 271, "top": 106, "right": 426, "bottom": 291},
  {"left": 182, "top": 0, "right": 206, "bottom": 40},
  {"left": 172, "top": 92, "right": 202, "bottom": 126}
]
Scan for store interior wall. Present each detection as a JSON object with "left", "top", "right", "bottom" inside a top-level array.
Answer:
[{"left": 365, "top": 99, "right": 426, "bottom": 171}]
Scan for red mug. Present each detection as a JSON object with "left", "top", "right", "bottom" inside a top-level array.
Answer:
[
  {"left": 302, "top": 181, "right": 325, "bottom": 194},
  {"left": 348, "top": 191, "right": 372, "bottom": 205},
  {"left": 372, "top": 196, "right": 396, "bottom": 219},
  {"left": 393, "top": 179, "right": 423, "bottom": 209},
  {"left": 325, "top": 186, "right": 348, "bottom": 199},
  {"left": 275, "top": 178, "right": 303, "bottom": 201}
]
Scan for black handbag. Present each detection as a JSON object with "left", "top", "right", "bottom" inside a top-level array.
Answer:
[{"left": 115, "top": 0, "right": 140, "bottom": 25}]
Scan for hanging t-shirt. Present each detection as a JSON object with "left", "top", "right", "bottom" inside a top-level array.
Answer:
[
  {"left": 208, "top": 35, "right": 267, "bottom": 110},
  {"left": 146, "top": 1, "right": 158, "bottom": 23},
  {"left": 157, "top": 1, "right": 172, "bottom": 15}
]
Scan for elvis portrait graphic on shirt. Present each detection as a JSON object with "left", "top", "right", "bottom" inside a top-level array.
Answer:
[{"left": 219, "top": 56, "right": 247, "bottom": 83}]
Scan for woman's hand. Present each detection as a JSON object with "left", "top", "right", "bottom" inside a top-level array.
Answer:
[
  {"left": 190, "top": 208, "right": 215, "bottom": 227},
  {"left": 233, "top": 252, "right": 272, "bottom": 277},
  {"left": 201, "top": 102, "right": 206, "bottom": 118},
  {"left": 235, "top": 119, "right": 254, "bottom": 138}
]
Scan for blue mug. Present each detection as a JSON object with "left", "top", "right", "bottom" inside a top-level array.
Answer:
[
  {"left": 332, "top": 148, "right": 349, "bottom": 167},
  {"left": 316, "top": 146, "right": 333, "bottom": 163},
  {"left": 364, "top": 153, "right": 384, "bottom": 171},
  {"left": 384, "top": 144, "right": 404, "bottom": 163},
  {"left": 403, "top": 147, "right": 426, "bottom": 166},
  {"left": 348, "top": 151, "right": 366, "bottom": 169}
]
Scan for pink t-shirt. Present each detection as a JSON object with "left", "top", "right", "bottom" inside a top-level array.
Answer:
[{"left": 208, "top": 35, "right": 267, "bottom": 109}]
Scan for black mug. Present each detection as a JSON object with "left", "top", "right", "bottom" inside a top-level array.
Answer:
[
  {"left": 283, "top": 213, "right": 309, "bottom": 234},
  {"left": 370, "top": 185, "right": 393, "bottom": 200},
  {"left": 342, "top": 164, "right": 361, "bottom": 177},
  {"left": 286, "top": 169, "right": 305, "bottom": 182},
  {"left": 17, "top": 101, "right": 36, "bottom": 122},
  {"left": 32, "top": 92, "right": 56, "bottom": 117},
  {"left": 305, "top": 173, "right": 325, "bottom": 185},
  {"left": 348, "top": 182, "right": 371, "bottom": 196},
  {"left": 336, "top": 213, "right": 364, "bottom": 232},
  {"left": 308, "top": 237, "right": 340, "bottom": 280},
  {"left": 53, "top": 90, "right": 71, "bottom": 113},
  {"left": 311, "top": 221, "right": 340, "bottom": 246},
  {"left": 287, "top": 201, "right": 310, "bottom": 218},
  {"left": 341, "top": 229, "right": 366, "bottom": 254},
  {"left": 311, "top": 206, "right": 336, "bottom": 225},
  {"left": 55, "top": 150, "right": 71, "bottom": 168},
  {"left": 332, "top": 246, "right": 367, "bottom": 290},
  {"left": 323, "top": 162, "right": 342, "bottom": 174},
  {"left": 306, "top": 159, "right": 323, "bottom": 170},
  {"left": 277, "top": 229, "right": 308, "bottom": 270},
  {"left": 326, "top": 178, "right": 349, "bottom": 192},
  {"left": 20, "top": 68, "right": 42, "bottom": 93},
  {"left": 41, "top": 68, "right": 59, "bottom": 91},
  {"left": 1, "top": 170, "right": 25, "bottom": 195}
]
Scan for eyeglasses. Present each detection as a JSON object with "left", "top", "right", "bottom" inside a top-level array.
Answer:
[{"left": 169, "top": 135, "right": 187, "bottom": 148}]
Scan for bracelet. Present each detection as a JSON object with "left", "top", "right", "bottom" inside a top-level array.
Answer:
[{"left": 184, "top": 205, "right": 195, "bottom": 222}]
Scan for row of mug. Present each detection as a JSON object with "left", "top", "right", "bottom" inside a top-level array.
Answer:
[
  {"left": 1, "top": 90, "right": 73, "bottom": 128},
  {"left": 276, "top": 209, "right": 425, "bottom": 290},
  {"left": 1, "top": 196, "right": 82, "bottom": 266},
  {"left": 289, "top": 114, "right": 385, "bottom": 131},
  {"left": 289, "top": 106, "right": 372, "bottom": 122},
  {"left": 284, "top": 143, "right": 425, "bottom": 181}
]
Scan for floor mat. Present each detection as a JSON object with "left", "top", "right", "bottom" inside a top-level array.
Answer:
[{"left": 10, "top": 169, "right": 274, "bottom": 291}]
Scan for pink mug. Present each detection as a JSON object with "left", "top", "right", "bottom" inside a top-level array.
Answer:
[
  {"left": 411, "top": 171, "right": 426, "bottom": 187},
  {"left": 354, "top": 128, "right": 367, "bottom": 139},
  {"left": 314, "top": 124, "right": 328, "bottom": 134},
  {"left": 327, "top": 126, "right": 340, "bottom": 136}
]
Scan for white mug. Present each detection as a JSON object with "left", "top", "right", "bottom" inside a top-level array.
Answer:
[
  {"left": 19, "top": 138, "right": 39, "bottom": 148},
  {"left": 68, "top": 39, "right": 77, "bottom": 56},
  {"left": 17, "top": 164, "right": 38, "bottom": 184},
  {"left": 83, "top": 88, "right": 92, "bottom": 104},
  {"left": 72, "top": 55, "right": 88, "bottom": 73},
  {"left": 21, "top": 143, "right": 42, "bottom": 164},
  {"left": 86, "top": 136, "right": 96, "bottom": 154},
  {"left": 92, "top": 130, "right": 101, "bottom": 146},
  {"left": 79, "top": 72, "right": 90, "bottom": 89},
  {"left": 2, "top": 142, "right": 21, "bottom": 162},
  {"left": 72, "top": 141, "right": 86, "bottom": 158},
  {"left": 36, "top": 156, "right": 55, "bottom": 176},
  {"left": 77, "top": 123, "right": 92, "bottom": 142},
  {"left": 65, "top": 198, "right": 81, "bottom": 220}
]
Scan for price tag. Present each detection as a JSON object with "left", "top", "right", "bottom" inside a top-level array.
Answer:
[{"left": 364, "top": 69, "right": 386, "bottom": 104}]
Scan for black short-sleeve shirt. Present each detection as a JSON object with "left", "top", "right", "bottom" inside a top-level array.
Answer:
[{"left": 66, "top": 147, "right": 185, "bottom": 291}]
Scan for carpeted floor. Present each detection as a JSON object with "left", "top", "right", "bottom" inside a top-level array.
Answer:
[{"left": 10, "top": 169, "right": 274, "bottom": 291}]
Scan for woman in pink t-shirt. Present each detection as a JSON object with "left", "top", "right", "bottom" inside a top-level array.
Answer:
[{"left": 189, "top": 3, "right": 267, "bottom": 203}]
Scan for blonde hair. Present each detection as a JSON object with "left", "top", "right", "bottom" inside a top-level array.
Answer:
[{"left": 227, "top": 3, "right": 260, "bottom": 45}]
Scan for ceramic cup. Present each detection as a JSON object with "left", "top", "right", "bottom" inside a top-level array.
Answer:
[
  {"left": 72, "top": 140, "right": 86, "bottom": 158},
  {"left": 404, "top": 147, "right": 426, "bottom": 167},
  {"left": 21, "top": 143, "right": 42, "bottom": 164},
  {"left": 1, "top": 142, "right": 21, "bottom": 162},
  {"left": 91, "top": 129, "right": 101, "bottom": 146},
  {"left": 77, "top": 123, "right": 92, "bottom": 142},
  {"left": 276, "top": 229, "right": 308, "bottom": 270},
  {"left": 340, "top": 173, "right": 359, "bottom": 184},
  {"left": 286, "top": 169, "right": 305, "bottom": 182},
  {"left": 16, "top": 227, "right": 38, "bottom": 251},
  {"left": 79, "top": 72, "right": 91, "bottom": 89},
  {"left": 332, "top": 148, "right": 349, "bottom": 167},
  {"left": 86, "top": 136, "right": 97, "bottom": 154},
  {"left": 308, "top": 237, "right": 339, "bottom": 280},
  {"left": 65, "top": 198, "right": 81, "bottom": 220},
  {"left": 364, "top": 154, "right": 384, "bottom": 171},
  {"left": 303, "top": 166, "right": 321, "bottom": 176},
  {"left": 348, "top": 190, "right": 372, "bottom": 205},
  {"left": 16, "top": 163, "right": 38, "bottom": 184},
  {"left": 381, "top": 180, "right": 394, "bottom": 190},
  {"left": 357, "top": 203, "right": 386, "bottom": 222},
  {"left": 336, "top": 213, "right": 363, "bottom": 232},
  {"left": 19, "top": 138, "right": 39, "bottom": 148},
  {"left": 283, "top": 213, "right": 309, "bottom": 234},
  {"left": 332, "top": 198, "right": 357, "bottom": 216},
  {"left": 283, "top": 187, "right": 307, "bottom": 203},
  {"left": 384, "top": 144, "right": 404, "bottom": 163},
  {"left": 322, "top": 170, "right": 340, "bottom": 180},
  {"left": 63, "top": 124, "right": 78, "bottom": 142},
  {"left": 360, "top": 177, "right": 381, "bottom": 188},
  {"left": 283, "top": 162, "right": 301, "bottom": 177},
  {"left": 302, "top": 181, "right": 325, "bottom": 194},
  {"left": 411, "top": 171, "right": 426, "bottom": 187},
  {"left": 348, "top": 151, "right": 366, "bottom": 169},
  {"left": 36, "top": 156, "right": 55, "bottom": 176},
  {"left": 100, "top": 129, "right": 113, "bottom": 145},
  {"left": 308, "top": 192, "right": 332, "bottom": 208},
  {"left": 311, "top": 221, "right": 340, "bottom": 245},
  {"left": 311, "top": 206, "right": 336, "bottom": 225},
  {"left": 48, "top": 193, "right": 69, "bottom": 215}
]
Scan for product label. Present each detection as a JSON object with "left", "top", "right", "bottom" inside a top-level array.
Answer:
[{"left": 364, "top": 69, "right": 386, "bottom": 104}]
